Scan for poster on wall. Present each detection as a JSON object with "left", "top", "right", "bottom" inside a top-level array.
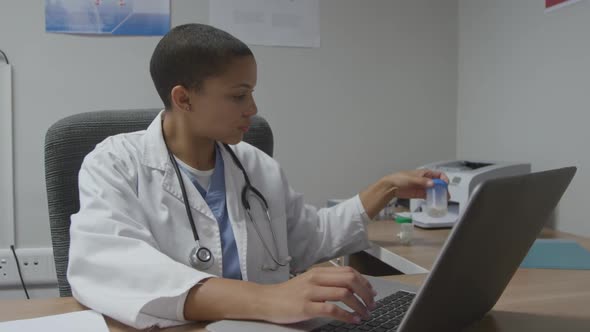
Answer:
[
  {"left": 45, "top": 0, "right": 170, "bottom": 35},
  {"left": 210, "top": 0, "right": 320, "bottom": 48},
  {"left": 545, "top": 0, "right": 584, "bottom": 12}
]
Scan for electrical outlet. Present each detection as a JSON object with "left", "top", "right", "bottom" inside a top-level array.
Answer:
[
  {"left": 0, "top": 248, "right": 57, "bottom": 288},
  {"left": 16, "top": 248, "right": 58, "bottom": 286},
  {"left": 0, "top": 249, "right": 19, "bottom": 288}
]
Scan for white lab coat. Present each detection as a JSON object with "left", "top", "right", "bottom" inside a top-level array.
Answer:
[{"left": 67, "top": 111, "right": 371, "bottom": 329}]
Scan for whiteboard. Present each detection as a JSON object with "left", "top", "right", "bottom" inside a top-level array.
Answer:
[{"left": 0, "top": 63, "right": 14, "bottom": 247}]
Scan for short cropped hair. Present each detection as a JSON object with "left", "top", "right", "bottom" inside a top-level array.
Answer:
[{"left": 149, "top": 23, "right": 253, "bottom": 108}]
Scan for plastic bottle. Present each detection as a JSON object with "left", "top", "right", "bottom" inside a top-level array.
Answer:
[
  {"left": 395, "top": 215, "right": 413, "bottom": 245},
  {"left": 426, "top": 179, "right": 448, "bottom": 218}
]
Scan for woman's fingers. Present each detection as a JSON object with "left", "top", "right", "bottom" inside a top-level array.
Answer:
[
  {"left": 308, "top": 267, "right": 376, "bottom": 311},
  {"left": 312, "top": 266, "right": 376, "bottom": 294},
  {"left": 309, "top": 286, "right": 370, "bottom": 320},
  {"left": 411, "top": 176, "right": 433, "bottom": 188},
  {"left": 420, "top": 169, "right": 449, "bottom": 183},
  {"left": 305, "top": 302, "right": 362, "bottom": 324}
]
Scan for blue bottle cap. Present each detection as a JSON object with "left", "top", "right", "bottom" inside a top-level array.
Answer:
[{"left": 433, "top": 179, "right": 448, "bottom": 187}]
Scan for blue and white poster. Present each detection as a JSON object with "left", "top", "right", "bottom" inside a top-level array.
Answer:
[{"left": 45, "top": 0, "right": 170, "bottom": 36}]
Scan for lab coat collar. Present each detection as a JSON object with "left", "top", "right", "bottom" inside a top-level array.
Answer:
[
  {"left": 140, "top": 110, "right": 168, "bottom": 171},
  {"left": 220, "top": 144, "right": 249, "bottom": 280},
  {"left": 140, "top": 110, "right": 216, "bottom": 220}
]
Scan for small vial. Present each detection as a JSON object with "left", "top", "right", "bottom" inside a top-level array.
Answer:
[
  {"left": 426, "top": 179, "right": 448, "bottom": 218},
  {"left": 395, "top": 216, "right": 413, "bottom": 245},
  {"left": 382, "top": 198, "right": 398, "bottom": 220}
]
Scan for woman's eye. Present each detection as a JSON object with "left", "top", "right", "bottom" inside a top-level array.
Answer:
[{"left": 233, "top": 95, "right": 247, "bottom": 101}]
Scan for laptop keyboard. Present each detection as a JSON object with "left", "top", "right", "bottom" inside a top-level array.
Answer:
[{"left": 311, "top": 290, "right": 415, "bottom": 332}]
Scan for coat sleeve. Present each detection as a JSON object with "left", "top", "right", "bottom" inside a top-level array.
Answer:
[
  {"left": 282, "top": 168, "right": 371, "bottom": 273},
  {"left": 67, "top": 143, "right": 215, "bottom": 329}
]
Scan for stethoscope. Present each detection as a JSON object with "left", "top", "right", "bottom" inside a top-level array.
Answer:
[{"left": 162, "top": 126, "right": 291, "bottom": 272}]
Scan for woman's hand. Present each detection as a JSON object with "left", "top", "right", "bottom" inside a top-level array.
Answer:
[
  {"left": 259, "top": 266, "right": 377, "bottom": 325},
  {"left": 183, "top": 266, "right": 375, "bottom": 324},
  {"left": 359, "top": 169, "right": 449, "bottom": 219},
  {"left": 385, "top": 169, "right": 449, "bottom": 199}
]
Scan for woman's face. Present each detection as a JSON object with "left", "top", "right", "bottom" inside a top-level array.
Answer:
[{"left": 180, "top": 55, "right": 258, "bottom": 145}]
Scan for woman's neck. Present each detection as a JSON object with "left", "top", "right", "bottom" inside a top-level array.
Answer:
[{"left": 162, "top": 112, "right": 216, "bottom": 171}]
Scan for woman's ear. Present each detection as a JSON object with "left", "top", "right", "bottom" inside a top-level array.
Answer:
[{"left": 170, "top": 85, "right": 192, "bottom": 112}]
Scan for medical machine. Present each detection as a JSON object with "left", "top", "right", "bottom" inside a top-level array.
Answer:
[{"left": 409, "top": 160, "right": 531, "bottom": 228}]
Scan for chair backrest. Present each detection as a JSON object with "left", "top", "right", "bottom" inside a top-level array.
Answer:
[{"left": 44, "top": 109, "right": 274, "bottom": 297}]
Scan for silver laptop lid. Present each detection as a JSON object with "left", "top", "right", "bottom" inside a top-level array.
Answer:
[{"left": 399, "top": 167, "right": 576, "bottom": 332}]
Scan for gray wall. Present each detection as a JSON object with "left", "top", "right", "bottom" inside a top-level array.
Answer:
[
  {"left": 458, "top": 0, "right": 590, "bottom": 236},
  {"left": 0, "top": 0, "right": 457, "bottom": 249}
]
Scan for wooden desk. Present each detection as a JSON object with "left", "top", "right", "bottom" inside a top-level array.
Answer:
[
  {"left": 360, "top": 220, "right": 590, "bottom": 274},
  {"left": 386, "top": 270, "right": 590, "bottom": 331},
  {"left": 2, "top": 268, "right": 590, "bottom": 331},
  {"left": 2, "top": 225, "right": 590, "bottom": 331}
]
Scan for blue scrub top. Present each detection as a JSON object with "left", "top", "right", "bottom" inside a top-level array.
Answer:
[{"left": 178, "top": 145, "right": 242, "bottom": 280}]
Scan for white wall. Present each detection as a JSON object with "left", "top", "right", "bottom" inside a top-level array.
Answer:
[
  {"left": 458, "top": 0, "right": 590, "bottom": 236},
  {"left": 0, "top": 0, "right": 457, "bottom": 252}
]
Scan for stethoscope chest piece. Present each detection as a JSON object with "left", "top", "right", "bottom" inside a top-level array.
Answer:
[{"left": 189, "top": 241, "right": 214, "bottom": 270}]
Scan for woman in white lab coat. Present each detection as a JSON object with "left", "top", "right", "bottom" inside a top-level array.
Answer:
[{"left": 67, "top": 24, "right": 447, "bottom": 329}]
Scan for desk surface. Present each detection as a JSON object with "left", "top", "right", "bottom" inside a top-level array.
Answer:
[
  {"left": 2, "top": 226, "right": 590, "bottom": 331},
  {"left": 365, "top": 221, "right": 590, "bottom": 273},
  {"left": 2, "top": 269, "right": 590, "bottom": 331}
]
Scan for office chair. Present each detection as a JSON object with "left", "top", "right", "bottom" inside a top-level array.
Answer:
[{"left": 44, "top": 109, "right": 274, "bottom": 297}]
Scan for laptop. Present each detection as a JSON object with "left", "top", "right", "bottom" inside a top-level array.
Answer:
[{"left": 207, "top": 167, "right": 576, "bottom": 332}]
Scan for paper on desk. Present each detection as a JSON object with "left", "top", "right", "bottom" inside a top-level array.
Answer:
[
  {"left": 209, "top": 0, "right": 320, "bottom": 48},
  {"left": 0, "top": 310, "right": 108, "bottom": 332}
]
